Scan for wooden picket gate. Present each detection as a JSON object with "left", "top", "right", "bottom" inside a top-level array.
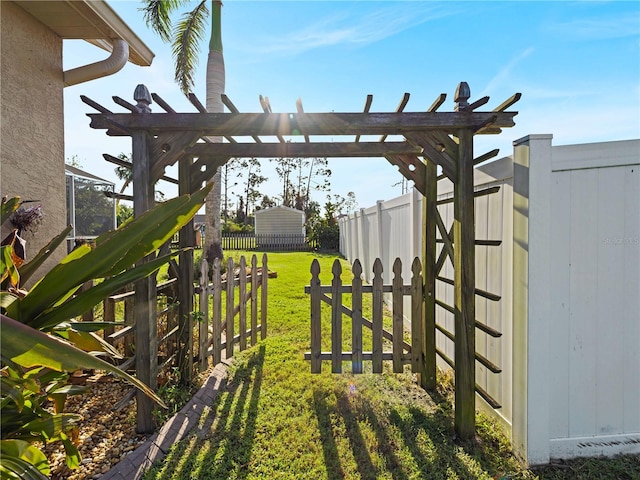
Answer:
[
  {"left": 196, "top": 253, "right": 268, "bottom": 369},
  {"left": 305, "top": 257, "right": 423, "bottom": 374}
]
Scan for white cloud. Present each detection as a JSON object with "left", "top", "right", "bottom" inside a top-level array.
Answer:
[
  {"left": 545, "top": 14, "right": 640, "bottom": 40},
  {"left": 481, "top": 47, "right": 535, "bottom": 96},
  {"left": 252, "top": 4, "right": 458, "bottom": 56}
]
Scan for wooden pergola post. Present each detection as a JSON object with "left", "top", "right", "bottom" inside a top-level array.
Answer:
[
  {"left": 421, "top": 158, "right": 437, "bottom": 390},
  {"left": 453, "top": 83, "right": 476, "bottom": 439},
  {"left": 177, "top": 154, "right": 195, "bottom": 383},
  {"left": 132, "top": 85, "right": 157, "bottom": 433},
  {"left": 83, "top": 81, "right": 520, "bottom": 440}
]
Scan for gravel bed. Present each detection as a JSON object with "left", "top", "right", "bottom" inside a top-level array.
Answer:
[{"left": 43, "top": 374, "right": 151, "bottom": 480}]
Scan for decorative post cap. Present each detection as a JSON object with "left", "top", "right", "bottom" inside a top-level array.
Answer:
[
  {"left": 454, "top": 82, "right": 470, "bottom": 112},
  {"left": 134, "top": 84, "right": 152, "bottom": 113}
]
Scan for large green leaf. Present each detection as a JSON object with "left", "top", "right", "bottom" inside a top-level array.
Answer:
[
  {"left": 0, "top": 379, "right": 25, "bottom": 412},
  {"left": 1, "top": 315, "right": 166, "bottom": 409},
  {"left": 22, "top": 413, "right": 80, "bottom": 442},
  {"left": 0, "top": 439, "right": 49, "bottom": 478},
  {"left": 59, "top": 432, "right": 80, "bottom": 470},
  {"left": 1, "top": 197, "right": 21, "bottom": 225},
  {"left": 55, "top": 321, "right": 126, "bottom": 332},
  {"left": 17, "top": 226, "right": 72, "bottom": 285},
  {"left": 57, "top": 329, "right": 122, "bottom": 359},
  {"left": 1, "top": 245, "right": 19, "bottom": 288},
  {"left": 97, "top": 185, "right": 210, "bottom": 275},
  {"left": 0, "top": 292, "right": 18, "bottom": 310},
  {"left": 18, "top": 184, "right": 211, "bottom": 323},
  {"left": 31, "top": 250, "right": 181, "bottom": 331}
]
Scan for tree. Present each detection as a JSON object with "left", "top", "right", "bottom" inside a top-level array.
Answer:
[
  {"left": 113, "top": 152, "right": 133, "bottom": 200},
  {"left": 65, "top": 155, "right": 83, "bottom": 169},
  {"left": 221, "top": 159, "right": 241, "bottom": 221},
  {"left": 116, "top": 203, "right": 133, "bottom": 226},
  {"left": 272, "top": 156, "right": 331, "bottom": 211},
  {"left": 272, "top": 156, "right": 298, "bottom": 207},
  {"left": 258, "top": 194, "right": 276, "bottom": 210},
  {"left": 143, "top": 0, "right": 225, "bottom": 264},
  {"left": 239, "top": 158, "right": 266, "bottom": 224},
  {"left": 302, "top": 157, "right": 331, "bottom": 212},
  {"left": 327, "top": 192, "right": 358, "bottom": 216}
]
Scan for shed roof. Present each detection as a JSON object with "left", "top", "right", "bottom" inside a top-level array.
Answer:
[
  {"left": 255, "top": 205, "right": 305, "bottom": 217},
  {"left": 13, "top": 0, "right": 154, "bottom": 66}
]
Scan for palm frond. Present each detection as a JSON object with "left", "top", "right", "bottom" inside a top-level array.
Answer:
[
  {"left": 172, "top": 0, "right": 209, "bottom": 96},
  {"left": 140, "top": 0, "right": 183, "bottom": 43}
]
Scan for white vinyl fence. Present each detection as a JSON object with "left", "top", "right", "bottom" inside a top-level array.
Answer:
[{"left": 338, "top": 136, "right": 640, "bottom": 465}]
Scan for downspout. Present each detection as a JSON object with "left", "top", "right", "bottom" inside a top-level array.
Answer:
[{"left": 63, "top": 39, "right": 129, "bottom": 87}]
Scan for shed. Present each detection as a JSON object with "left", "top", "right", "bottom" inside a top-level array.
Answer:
[{"left": 254, "top": 205, "right": 305, "bottom": 248}]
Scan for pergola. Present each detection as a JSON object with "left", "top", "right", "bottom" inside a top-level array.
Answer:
[{"left": 84, "top": 82, "right": 520, "bottom": 437}]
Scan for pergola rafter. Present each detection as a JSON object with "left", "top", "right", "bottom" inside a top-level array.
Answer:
[{"left": 82, "top": 82, "right": 520, "bottom": 439}]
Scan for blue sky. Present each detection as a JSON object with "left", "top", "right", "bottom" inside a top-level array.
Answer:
[{"left": 63, "top": 0, "right": 640, "bottom": 212}]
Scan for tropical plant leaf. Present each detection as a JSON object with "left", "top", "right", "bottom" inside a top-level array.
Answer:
[
  {"left": 22, "top": 413, "right": 80, "bottom": 442},
  {"left": 18, "top": 225, "right": 72, "bottom": 285},
  {"left": 0, "top": 455, "right": 48, "bottom": 479},
  {"left": 47, "top": 382, "right": 88, "bottom": 415},
  {"left": 172, "top": 1, "right": 209, "bottom": 95},
  {"left": 142, "top": 0, "right": 183, "bottom": 43},
  {"left": 31, "top": 250, "right": 182, "bottom": 331},
  {"left": 60, "top": 432, "right": 81, "bottom": 470},
  {"left": 97, "top": 185, "right": 210, "bottom": 275},
  {"left": 55, "top": 321, "right": 126, "bottom": 332},
  {"left": 1, "top": 245, "right": 20, "bottom": 288},
  {"left": 0, "top": 291, "right": 19, "bottom": 311},
  {"left": 0, "top": 379, "right": 25, "bottom": 412},
  {"left": 47, "top": 384, "right": 87, "bottom": 396},
  {"left": 19, "top": 185, "right": 211, "bottom": 324},
  {"left": 0, "top": 439, "right": 49, "bottom": 477},
  {"left": 1, "top": 314, "right": 167, "bottom": 409},
  {"left": 1, "top": 197, "right": 21, "bottom": 225},
  {"left": 62, "top": 329, "right": 123, "bottom": 359}
]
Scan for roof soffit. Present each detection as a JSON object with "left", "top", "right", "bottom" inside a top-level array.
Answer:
[{"left": 13, "top": 0, "right": 154, "bottom": 66}]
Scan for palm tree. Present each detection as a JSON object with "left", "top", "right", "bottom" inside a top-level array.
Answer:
[{"left": 142, "top": 0, "right": 224, "bottom": 263}]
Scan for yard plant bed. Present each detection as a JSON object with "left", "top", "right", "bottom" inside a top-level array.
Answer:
[{"left": 43, "top": 252, "right": 639, "bottom": 479}]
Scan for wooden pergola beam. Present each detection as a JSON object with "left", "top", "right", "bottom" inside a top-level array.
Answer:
[
  {"left": 185, "top": 141, "right": 421, "bottom": 158},
  {"left": 89, "top": 111, "right": 518, "bottom": 136},
  {"left": 191, "top": 156, "right": 231, "bottom": 190},
  {"left": 385, "top": 154, "right": 426, "bottom": 195},
  {"left": 149, "top": 132, "right": 202, "bottom": 183}
]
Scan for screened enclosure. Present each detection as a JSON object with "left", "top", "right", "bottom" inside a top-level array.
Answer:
[{"left": 65, "top": 165, "right": 116, "bottom": 251}]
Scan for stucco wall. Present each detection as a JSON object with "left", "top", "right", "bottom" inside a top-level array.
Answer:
[{"left": 1, "top": 1, "right": 66, "bottom": 283}]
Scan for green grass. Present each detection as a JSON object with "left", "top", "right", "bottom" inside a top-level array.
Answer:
[{"left": 143, "top": 251, "right": 640, "bottom": 480}]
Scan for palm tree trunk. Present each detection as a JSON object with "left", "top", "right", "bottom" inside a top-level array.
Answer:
[{"left": 204, "top": 1, "right": 225, "bottom": 262}]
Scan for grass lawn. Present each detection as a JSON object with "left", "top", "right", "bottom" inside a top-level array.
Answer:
[{"left": 143, "top": 251, "right": 640, "bottom": 480}]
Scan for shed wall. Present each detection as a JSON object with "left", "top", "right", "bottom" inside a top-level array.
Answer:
[{"left": 254, "top": 207, "right": 305, "bottom": 236}]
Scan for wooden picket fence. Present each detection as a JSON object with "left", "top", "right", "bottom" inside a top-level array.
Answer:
[
  {"left": 196, "top": 254, "right": 268, "bottom": 368},
  {"left": 221, "top": 233, "right": 316, "bottom": 251},
  {"left": 96, "top": 254, "right": 268, "bottom": 409},
  {"left": 304, "top": 257, "right": 423, "bottom": 374}
]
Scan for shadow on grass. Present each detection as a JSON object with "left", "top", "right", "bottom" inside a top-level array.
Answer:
[
  {"left": 313, "top": 387, "right": 409, "bottom": 480},
  {"left": 146, "top": 345, "right": 265, "bottom": 480},
  {"left": 313, "top": 383, "right": 513, "bottom": 480}
]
